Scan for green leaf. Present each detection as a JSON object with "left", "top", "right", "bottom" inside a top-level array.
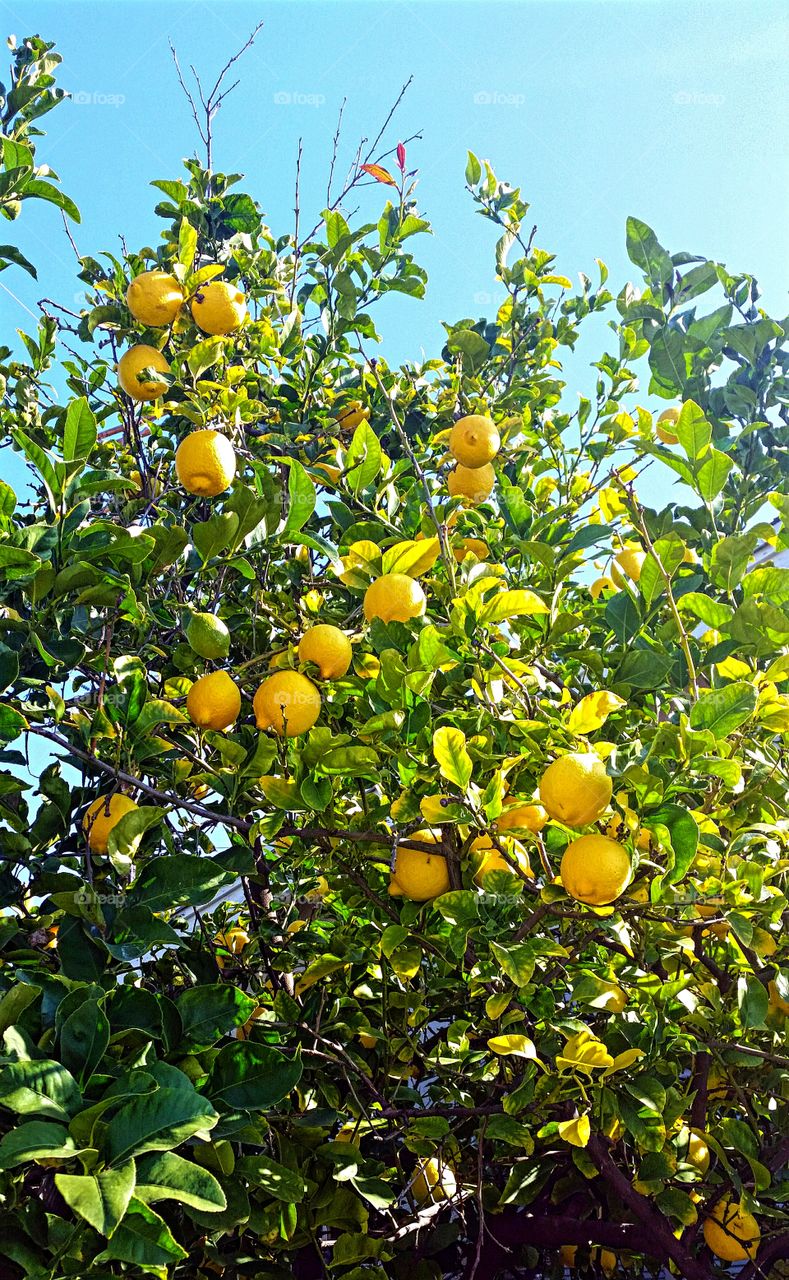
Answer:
[
  {"left": 0, "top": 1059, "right": 81, "bottom": 1121},
  {"left": 677, "top": 593, "right": 734, "bottom": 628},
  {"left": 136, "top": 1151, "right": 226, "bottom": 1213},
  {"left": 625, "top": 216, "right": 672, "bottom": 285},
  {"left": 281, "top": 459, "right": 315, "bottom": 536},
  {"left": 344, "top": 422, "right": 381, "bottom": 495},
  {"left": 206, "top": 1042, "right": 302, "bottom": 1112},
  {"left": 697, "top": 449, "right": 733, "bottom": 501},
  {"left": 96, "top": 1197, "right": 187, "bottom": 1266},
  {"left": 11, "top": 427, "right": 60, "bottom": 511},
  {"left": 55, "top": 1160, "right": 136, "bottom": 1237},
  {"left": 59, "top": 995, "right": 110, "bottom": 1085},
  {"left": 192, "top": 511, "right": 240, "bottom": 561},
  {"left": 0, "top": 1121, "right": 79, "bottom": 1169},
  {"left": 615, "top": 648, "right": 674, "bottom": 690},
  {"left": 491, "top": 941, "right": 536, "bottom": 987},
  {"left": 433, "top": 890, "right": 479, "bottom": 927},
  {"left": 432, "top": 725, "right": 472, "bottom": 790},
  {"left": 465, "top": 151, "right": 482, "bottom": 185},
  {"left": 128, "top": 855, "right": 234, "bottom": 912},
  {"left": 236, "top": 1154, "right": 307, "bottom": 1202},
  {"left": 186, "top": 336, "right": 225, "bottom": 379},
  {"left": 179, "top": 218, "right": 198, "bottom": 269},
  {"left": 0, "top": 244, "right": 37, "bottom": 277},
  {"left": 737, "top": 975, "right": 768, "bottom": 1029},
  {"left": 108, "top": 806, "right": 167, "bottom": 858},
  {"left": 104, "top": 1088, "right": 218, "bottom": 1166},
  {"left": 63, "top": 397, "right": 97, "bottom": 463},
  {"left": 176, "top": 985, "right": 257, "bottom": 1051},
  {"left": 0, "top": 704, "right": 27, "bottom": 745},
  {"left": 689, "top": 681, "right": 757, "bottom": 739},
  {"left": 674, "top": 400, "right": 712, "bottom": 458},
  {"left": 22, "top": 178, "right": 81, "bottom": 222},
  {"left": 645, "top": 804, "right": 698, "bottom": 885},
  {"left": 479, "top": 589, "right": 548, "bottom": 624}
]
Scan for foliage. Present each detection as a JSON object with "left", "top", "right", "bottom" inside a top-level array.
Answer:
[{"left": 0, "top": 34, "right": 787, "bottom": 1280}]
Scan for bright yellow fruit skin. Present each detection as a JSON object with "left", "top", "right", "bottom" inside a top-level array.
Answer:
[
  {"left": 389, "top": 830, "right": 449, "bottom": 900},
  {"left": 126, "top": 270, "right": 184, "bottom": 327},
  {"left": 358, "top": 1031, "right": 379, "bottom": 1049},
  {"left": 495, "top": 799, "right": 548, "bottom": 834},
  {"left": 612, "top": 548, "right": 645, "bottom": 587},
  {"left": 175, "top": 430, "right": 237, "bottom": 497},
  {"left": 447, "top": 462, "right": 495, "bottom": 504},
  {"left": 186, "top": 670, "right": 242, "bottom": 731},
  {"left": 411, "top": 1156, "right": 457, "bottom": 1205},
  {"left": 254, "top": 671, "right": 321, "bottom": 737},
  {"left": 364, "top": 574, "right": 426, "bottom": 624},
  {"left": 216, "top": 927, "right": 249, "bottom": 969},
  {"left": 590, "top": 576, "right": 616, "bottom": 600},
  {"left": 539, "top": 752, "right": 612, "bottom": 827},
  {"left": 470, "top": 834, "right": 531, "bottom": 886},
  {"left": 656, "top": 406, "right": 680, "bottom": 445},
  {"left": 298, "top": 624, "right": 352, "bottom": 679},
  {"left": 190, "top": 279, "right": 247, "bottom": 334},
  {"left": 677, "top": 1125, "right": 710, "bottom": 1175},
  {"left": 560, "top": 834, "right": 631, "bottom": 905},
  {"left": 335, "top": 400, "right": 370, "bottom": 432},
  {"left": 453, "top": 537, "right": 489, "bottom": 563},
  {"left": 118, "top": 345, "right": 170, "bottom": 400},
  {"left": 82, "top": 794, "right": 138, "bottom": 854},
  {"left": 703, "top": 1198, "right": 760, "bottom": 1262},
  {"left": 448, "top": 415, "right": 500, "bottom": 468}
]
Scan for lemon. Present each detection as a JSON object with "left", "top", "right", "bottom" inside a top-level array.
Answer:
[
  {"left": 185, "top": 612, "right": 231, "bottom": 660},
  {"left": 767, "top": 979, "right": 789, "bottom": 1017},
  {"left": 216, "top": 927, "right": 249, "bottom": 969},
  {"left": 448, "top": 415, "right": 500, "bottom": 468},
  {"left": 539, "top": 752, "right": 612, "bottom": 827},
  {"left": 694, "top": 899, "right": 730, "bottom": 938},
  {"left": 611, "top": 547, "right": 645, "bottom": 587},
  {"left": 117, "top": 345, "right": 170, "bottom": 401},
  {"left": 470, "top": 834, "right": 531, "bottom": 886},
  {"left": 495, "top": 799, "right": 548, "bottom": 834},
  {"left": 364, "top": 573, "right": 426, "bottom": 624},
  {"left": 175, "top": 429, "right": 237, "bottom": 497},
  {"left": 335, "top": 400, "right": 370, "bottom": 432},
  {"left": 298, "top": 624, "right": 352, "bottom": 679},
  {"left": 186, "top": 670, "right": 241, "bottom": 731},
  {"left": 411, "top": 1156, "right": 457, "bottom": 1205},
  {"left": 656, "top": 406, "right": 680, "bottom": 445},
  {"left": 453, "top": 537, "right": 489, "bottom": 563},
  {"left": 389, "top": 830, "right": 449, "bottom": 900},
  {"left": 447, "top": 462, "right": 495, "bottom": 504},
  {"left": 560, "top": 834, "right": 631, "bottom": 905},
  {"left": 82, "top": 793, "right": 138, "bottom": 854},
  {"left": 253, "top": 671, "right": 321, "bottom": 737},
  {"left": 190, "top": 279, "right": 247, "bottom": 334},
  {"left": 703, "top": 1197, "right": 760, "bottom": 1262},
  {"left": 126, "top": 269, "right": 184, "bottom": 327},
  {"left": 358, "top": 1031, "right": 379, "bottom": 1049},
  {"left": 590, "top": 576, "right": 616, "bottom": 600},
  {"left": 677, "top": 1125, "right": 710, "bottom": 1175}
]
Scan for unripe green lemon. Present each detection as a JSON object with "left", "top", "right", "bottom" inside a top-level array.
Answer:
[{"left": 186, "top": 612, "right": 231, "bottom": 660}]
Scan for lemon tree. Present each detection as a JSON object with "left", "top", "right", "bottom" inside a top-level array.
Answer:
[{"left": 0, "top": 32, "right": 787, "bottom": 1280}]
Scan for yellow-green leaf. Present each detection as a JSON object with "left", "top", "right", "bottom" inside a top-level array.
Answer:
[
  {"left": 487, "top": 1034, "right": 537, "bottom": 1059},
  {"left": 557, "top": 1114, "right": 591, "bottom": 1147},
  {"left": 432, "top": 726, "right": 473, "bottom": 790},
  {"left": 479, "top": 589, "right": 549, "bottom": 625},
  {"left": 381, "top": 537, "right": 440, "bottom": 578},
  {"left": 568, "top": 691, "right": 626, "bottom": 736}
]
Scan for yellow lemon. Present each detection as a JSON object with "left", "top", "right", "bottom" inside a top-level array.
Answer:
[
  {"left": 364, "top": 573, "right": 426, "bottom": 624},
  {"left": 447, "top": 461, "right": 495, "bottom": 504},
  {"left": 694, "top": 899, "right": 730, "bottom": 938},
  {"left": 611, "top": 548, "right": 645, "bottom": 587},
  {"left": 411, "top": 1156, "right": 457, "bottom": 1205},
  {"left": 453, "top": 537, "right": 489, "bottom": 563},
  {"left": 539, "top": 752, "right": 612, "bottom": 827},
  {"left": 358, "top": 1031, "right": 379, "bottom": 1049},
  {"left": 186, "top": 670, "right": 241, "bottom": 731},
  {"left": 389, "top": 830, "right": 449, "bottom": 900},
  {"left": 253, "top": 671, "right": 321, "bottom": 737},
  {"left": 335, "top": 400, "right": 370, "bottom": 432},
  {"left": 560, "top": 834, "right": 631, "bottom": 905},
  {"left": 216, "top": 927, "right": 249, "bottom": 969},
  {"left": 448, "top": 414, "right": 500, "bottom": 468},
  {"left": 470, "top": 834, "right": 531, "bottom": 886},
  {"left": 126, "top": 269, "right": 184, "bottom": 327},
  {"left": 656, "top": 406, "right": 680, "bottom": 445},
  {"left": 82, "top": 794, "right": 138, "bottom": 854},
  {"left": 677, "top": 1126, "right": 710, "bottom": 1175},
  {"left": 118, "top": 345, "right": 170, "bottom": 401},
  {"left": 495, "top": 799, "right": 548, "bottom": 834},
  {"left": 703, "top": 1197, "right": 760, "bottom": 1262},
  {"left": 175, "top": 429, "right": 237, "bottom": 497},
  {"left": 190, "top": 279, "right": 246, "bottom": 335},
  {"left": 590, "top": 576, "right": 616, "bottom": 600},
  {"left": 298, "top": 624, "right": 352, "bottom": 679}
]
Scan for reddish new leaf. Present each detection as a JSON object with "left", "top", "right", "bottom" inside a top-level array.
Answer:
[
  {"left": 396, "top": 142, "right": 406, "bottom": 172},
  {"left": 360, "top": 163, "right": 397, "bottom": 186}
]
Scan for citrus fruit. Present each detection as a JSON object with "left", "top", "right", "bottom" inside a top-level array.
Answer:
[
  {"left": 364, "top": 574, "right": 426, "bottom": 624},
  {"left": 216, "top": 927, "right": 249, "bottom": 969},
  {"left": 453, "top": 537, "right": 489, "bottom": 563},
  {"left": 190, "top": 279, "right": 247, "bottom": 334},
  {"left": 677, "top": 1125, "right": 710, "bottom": 1175},
  {"left": 767, "top": 979, "right": 789, "bottom": 1017},
  {"left": 702, "top": 1197, "right": 760, "bottom": 1262},
  {"left": 126, "top": 269, "right": 184, "bottom": 326},
  {"left": 448, "top": 414, "right": 500, "bottom": 468},
  {"left": 117, "top": 345, "right": 170, "bottom": 400},
  {"left": 298, "top": 624, "right": 352, "bottom": 679},
  {"left": 82, "top": 793, "right": 138, "bottom": 854},
  {"left": 539, "top": 752, "right": 613, "bottom": 827},
  {"left": 335, "top": 400, "right": 370, "bottom": 432},
  {"left": 186, "top": 670, "right": 241, "bottom": 731},
  {"left": 447, "top": 461, "right": 495, "bottom": 504},
  {"left": 358, "top": 1031, "right": 379, "bottom": 1049},
  {"left": 590, "top": 576, "right": 616, "bottom": 600},
  {"left": 253, "top": 671, "right": 321, "bottom": 737},
  {"left": 694, "top": 899, "right": 730, "bottom": 938},
  {"left": 185, "top": 612, "right": 231, "bottom": 660},
  {"left": 495, "top": 799, "right": 548, "bottom": 834},
  {"left": 389, "top": 830, "right": 449, "bottom": 900},
  {"left": 560, "top": 834, "right": 631, "bottom": 905},
  {"left": 656, "top": 406, "right": 680, "bottom": 444},
  {"left": 470, "top": 833, "right": 531, "bottom": 886},
  {"left": 411, "top": 1156, "right": 457, "bottom": 1205},
  {"left": 175, "top": 429, "right": 237, "bottom": 497},
  {"left": 611, "top": 547, "right": 645, "bottom": 587}
]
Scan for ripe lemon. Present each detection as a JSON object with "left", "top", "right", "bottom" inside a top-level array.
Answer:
[
  {"left": 677, "top": 1125, "right": 710, "bottom": 1175},
  {"left": 611, "top": 547, "right": 645, "bottom": 587},
  {"left": 186, "top": 670, "right": 241, "bottom": 731},
  {"left": 560, "top": 834, "right": 631, "bottom": 905},
  {"left": 470, "top": 834, "right": 531, "bottom": 886},
  {"left": 185, "top": 612, "right": 231, "bottom": 660},
  {"left": 216, "top": 927, "right": 249, "bottom": 969},
  {"left": 411, "top": 1156, "right": 457, "bottom": 1205},
  {"left": 495, "top": 799, "right": 548, "bottom": 834},
  {"left": 118, "top": 345, "right": 170, "bottom": 400},
  {"left": 447, "top": 462, "right": 495, "bottom": 504},
  {"left": 539, "top": 752, "right": 612, "bottom": 827},
  {"left": 590, "top": 576, "right": 616, "bottom": 600},
  {"left": 358, "top": 1031, "right": 379, "bottom": 1049},
  {"left": 298, "top": 624, "right": 352, "bottom": 679},
  {"left": 694, "top": 899, "right": 730, "bottom": 938},
  {"left": 448, "top": 414, "right": 500, "bottom": 468},
  {"left": 335, "top": 400, "right": 370, "bottom": 432},
  {"left": 190, "top": 279, "right": 247, "bottom": 334},
  {"left": 254, "top": 671, "right": 321, "bottom": 737},
  {"left": 656, "top": 406, "right": 680, "bottom": 445},
  {"left": 126, "top": 269, "right": 184, "bottom": 327},
  {"left": 389, "top": 830, "right": 449, "bottom": 900},
  {"left": 175, "top": 429, "right": 237, "bottom": 497},
  {"left": 453, "top": 537, "right": 489, "bottom": 563},
  {"left": 703, "top": 1197, "right": 760, "bottom": 1262},
  {"left": 364, "top": 573, "right": 426, "bottom": 624},
  {"left": 82, "top": 794, "right": 138, "bottom": 854}
]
